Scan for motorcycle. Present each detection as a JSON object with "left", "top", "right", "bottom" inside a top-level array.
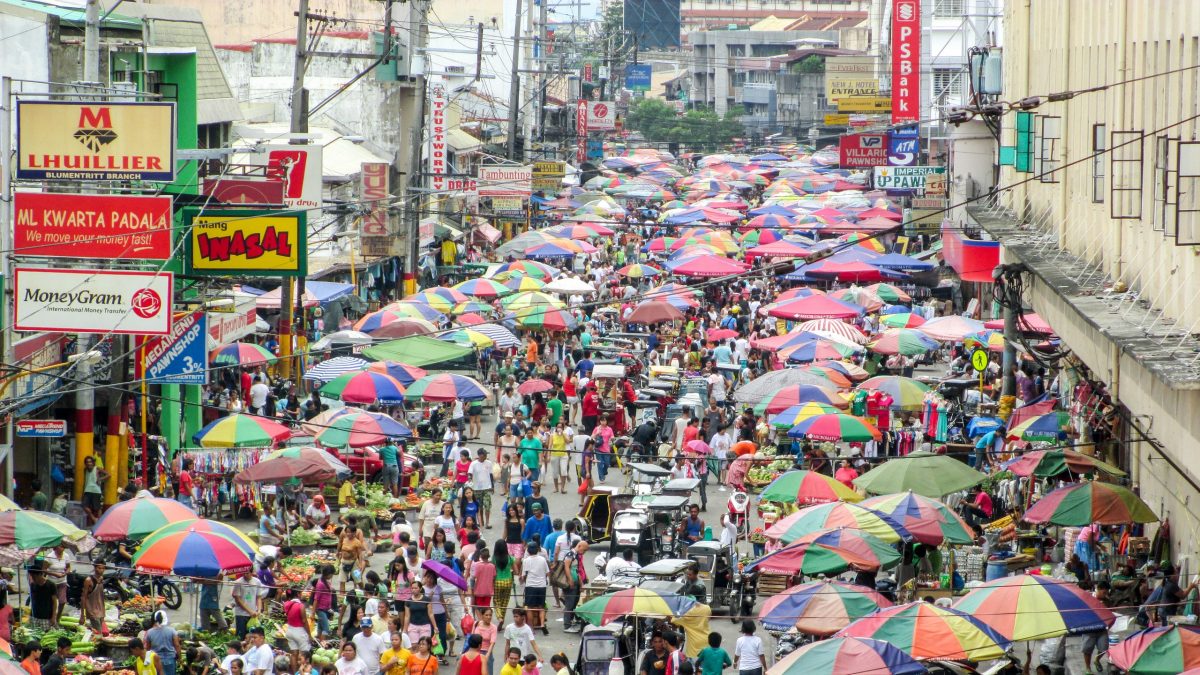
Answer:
[
  {"left": 67, "top": 569, "right": 183, "bottom": 610},
  {"left": 726, "top": 490, "right": 750, "bottom": 537}
]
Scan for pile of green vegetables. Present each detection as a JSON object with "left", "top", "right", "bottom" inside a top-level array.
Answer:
[{"left": 311, "top": 647, "right": 340, "bottom": 667}]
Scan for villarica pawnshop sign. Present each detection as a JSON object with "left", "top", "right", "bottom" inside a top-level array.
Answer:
[{"left": 17, "top": 102, "right": 176, "bottom": 182}]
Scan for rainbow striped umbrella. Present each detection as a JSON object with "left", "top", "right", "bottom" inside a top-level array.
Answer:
[
  {"left": 576, "top": 588, "right": 697, "bottom": 626},
  {"left": 405, "top": 373, "right": 491, "bottom": 402},
  {"left": 760, "top": 470, "right": 863, "bottom": 505},
  {"left": 509, "top": 306, "right": 577, "bottom": 331},
  {"left": 440, "top": 328, "right": 495, "bottom": 348},
  {"left": 380, "top": 301, "right": 445, "bottom": 322},
  {"left": 879, "top": 312, "right": 926, "bottom": 329},
  {"left": 768, "top": 402, "right": 842, "bottom": 428},
  {"left": 452, "top": 300, "right": 495, "bottom": 315},
  {"left": 837, "top": 601, "right": 1011, "bottom": 662},
  {"left": 869, "top": 329, "right": 940, "bottom": 356},
  {"left": 738, "top": 228, "right": 786, "bottom": 246},
  {"left": 860, "top": 492, "right": 976, "bottom": 545},
  {"left": 402, "top": 290, "right": 456, "bottom": 313},
  {"left": 747, "top": 528, "right": 899, "bottom": 575},
  {"left": 133, "top": 525, "right": 256, "bottom": 577},
  {"left": 315, "top": 410, "right": 413, "bottom": 448},
  {"left": 766, "top": 502, "right": 923, "bottom": 545},
  {"left": 783, "top": 339, "right": 862, "bottom": 363},
  {"left": 953, "top": 575, "right": 1115, "bottom": 641},
  {"left": 863, "top": 283, "right": 912, "bottom": 304},
  {"left": 141, "top": 518, "right": 258, "bottom": 558},
  {"left": 1022, "top": 481, "right": 1157, "bottom": 526},
  {"left": 452, "top": 278, "right": 510, "bottom": 298},
  {"left": 545, "top": 225, "right": 602, "bottom": 240},
  {"left": 209, "top": 342, "right": 274, "bottom": 367},
  {"left": 364, "top": 360, "right": 427, "bottom": 385},
  {"left": 856, "top": 376, "right": 931, "bottom": 411},
  {"left": 1110, "top": 625, "right": 1200, "bottom": 674},
  {"left": 963, "top": 329, "right": 1006, "bottom": 352},
  {"left": 1006, "top": 411, "right": 1070, "bottom": 442},
  {"left": 191, "top": 414, "right": 292, "bottom": 448},
  {"left": 503, "top": 275, "right": 547, "bottom": 293},
  {"left": 769, "top": 637, "right": 925, "bottom": 675},
  {"left": 319, "top": 370, "right": 407, "bottom": 405},
  {"left": 787, "top": 414, "right": 882, "bottom": 443},
  {"left": 616, "top": 263, "right": 663, "bottom": 279},
  {"left": 502, "top": 290, "right": 566, "bottom": 310},
  {"left": 760, "top": 582, "right": 894, "bottom": 635},
  {"left": 0, "top": 511, "right": 87, "bottom": 549},
  {"left": 747, "top": 214, "right": 795, "bottom": 229},
  {"left": 93, "top": 496, "right": 197, "bottom": 542},
  {"left": 493, "top": 260, "right": 559, "bottom": 279},
  {"left": 755, "top": 384, "right": 847, "bottom": 415}
]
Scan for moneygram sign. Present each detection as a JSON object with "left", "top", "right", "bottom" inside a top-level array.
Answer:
[
  {"left": 17, "top": 102, "right": 176, "bottom": 181},
  {"left": 13, "top": 267, "right": 172, "bottom": 335},
  {"left": 839, "top": 134, "right": 889, "bottom": 168},
  {"left": 14, "top": 193, "right": 173, "bottom": 260},
  {"left": 185, "top": 209, "right": 307, "bottom": 277}
]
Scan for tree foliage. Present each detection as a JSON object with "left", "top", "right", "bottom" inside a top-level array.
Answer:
[
  {"left": 791, "top": 55, "right": 825, "bottom": 74},
  {"left": 625, "top": 99, "right": 745, "bottom": 147}
]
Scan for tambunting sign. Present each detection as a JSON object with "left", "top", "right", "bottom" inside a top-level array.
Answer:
[
  {"left": 13, "top": 267, "right": 173, "bottom": 335},
  {"left": 14, "top": 192, "right": 173, "bottom": 260},
  {"left": 185, "top": 209, "right": 307, "bottom": 277},
  {"left": 17, "top": 101, "right": 176, "bottom": 181}
]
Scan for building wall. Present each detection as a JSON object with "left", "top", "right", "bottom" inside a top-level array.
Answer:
[
  {"left": 0, "top": 13, "right": 50, "bottom": 84},
  {"left": 144, "top": 0, "right": 382, "bottom": 45}
]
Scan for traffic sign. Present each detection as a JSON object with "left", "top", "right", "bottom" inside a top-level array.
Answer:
[{"left": 971, "top": 348, "right": 990, "bottom": 373}]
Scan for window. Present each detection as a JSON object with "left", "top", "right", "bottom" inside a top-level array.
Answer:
[
  {"left": 1014, "top": 111, "right": 1034, "bottom": 173},
  {"left": 934, "top": 0, "right": 964, "bottom": 17},
  {"left": 932, "top": 68, "right": 964, "bottom": 104},
  {"left": 1036, "top": 115, "right": 1061, "bottom": 183},
  {"left": 1092, "top": 124, "right": 1106, "bottom": 203}
]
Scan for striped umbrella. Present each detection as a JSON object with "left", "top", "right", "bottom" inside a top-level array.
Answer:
[
  {"left": 860, "top": 492, "right": 976, "bottom": 545},
  {"left": 209, "top": 342, "right": 274, "bottom": 367},
  {"left": 1022, "top": 481, "right": 1157, "bottom": 526},
  {"left": 319, "top": 371, "right": 407, "bottom": 405},
  {"left": 93, "top": 496, "right": 198, "bottom": 542},
  {"left": 405, "top": 373, "right": 491, "bottom": 402},
  {"left": 452, "top": 278, "right": 511, "bottom": 298},
  {"left": 1110, "top": 625, "right": 1200, "bottom": 674},
  {"left": 1006, "top": 411, "right": 1070, "bottom": 442},
  {"left": 864, "top": 283, "right": 912, "bottom": 304},
  {"left": 302, "top": 356, "right": 370, "bottom": 383},
  {"left": 315, "top": 410, "right": 413, "bottom": 448},
  {"left": 869, "top": 329, "right": 941, "bottom": 356},
  {"left": 768, "top": 402, "right": 841, "bottom": 427},
  {"left": 0, "top": 511, "right": 87, "bottom": 549},
  {"left": 467, "top": 323, "right": 522, "bottom": 349},
  {"left": 502, "top": 291, "right": 566, "bottom": 310},
  {"left": 509, "top": 306, "right": 577, "bottom": 331},
  {"left": 746, "top": 214, "right": 796, "bottom": 229},
  {"left": 439, "top": 328, "right": 494, "bottom": 348},
  {"left": 355, "top": 310, "right": 436, "bottom": 336},
  {"left": 133, "top": 526, "right": 256, "bottom": 577},
  {"left": 747, "top": 528, "right": 900, "bottom": 575},
  {"left": 760, "top": 582, "right": 895, "bottom": 635},
  {"left": 783, "top": 339, "right": 862, "bottom": 363},
  {"left": 953, "top": 575, "right": 1115, "bottom": 641},
  {"left": 964, "top": 330, "right": 1006, "bottom": 352},
  {"left": 856, "top": 376, "right": 931, "bottom": 411},
  {"left": 403, "top": 289, "right": 465, "bottom": 313},
  {"left": 787, "top": 414, "right": 882, "bottom": 443},
  {"left": 853, "top": 452, "right": 985, "bottom": 498},
  {"left": 576, "top": 588, "right": 697, "bottom": 626},
  {"left": 918, "top": 315, "right": 986, "bottom": 342},
  {"left": 381, "top": 301, "right": 445, "bottom": 322},
  {"left": 142, "top": 518, "right": 258, "bottom": 557},
  {"left": 836, "top": 602, "right": 1011, "bottom": 662},
  {"left": 768, "top": 637, "right": 926, "bottom": 675},
  {"left": 879, "top": 312, "right": 926, "bottom": 329},
  {"left": 191, "top": 414, "right": 292, "bottom": 448},
  {"left": 755, "top": 384, "right": 846, "bottom": 415},
  {"left": 738, "top": 229, "right": 787, "bottom": 246},
  {"left": 504, "top": 275, "right": 548, "bottom": 293},
  {"left": 766, "top": 502, "right": 919, "bottom": 545},
  {"left": 364, "top": 361, "right": 428, "bottom": 386},
  {"left": 452, "top": 300, "right": 494, "bottom": 315},
  {"left": 492, "top": 260, "right": 559, "bottom": 279},
  {"left": 616, "top": 263, "right": 663, "bottom": 279},
  {"left": 760, "top": 470, "right": 863, "bottom": 505}
]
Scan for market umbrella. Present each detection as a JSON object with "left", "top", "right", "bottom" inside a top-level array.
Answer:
[
  {"left": 856, "top": 376, "right": 931, "bottom": 411},
  {"left": 504, "top": 275, "right": 548, "bottom": 293},
  {"left": 760, "top": 581, "right": 895, "bottom": 635},
  {"left": 380, "top": 301, "right": 445, "bottom": 322},
  {"left": 868, "top": 329, "right": 941, "bottom": 356},
  {"left": 310, "top": 330, "right": 373, "bottom": 351},
  {"left": 863, "top": 283, "right": 912, "bottom": 304},
  {"left": 401, "top": 290, "right": 455, "bottom": 313},
  {"left": 706, "top": 328, "right": 739, "bottom": 341},
  {"left": 860, "top": 492, "right": 976, "bottom": 545},
  {"left": 302, "top": 356, "right": 371, "bottom": 383},
  {"left": 133, "top": 526, "right": 256, "bottom": 577},
  {"left": 748, "top": 240, "right": 812, "bottom": 258},
  {"left": 235, "top": 446, "right": 350, "bottom": 483},
  {"left": 1109, "top": 625, "right": 1200, "bottom": 674},
  {"left": 209, "top": 342, "right": 274, "bottom": 367},
  {"left": 141, "top": 518, "right": 259, "bottom": 558},
  {"left": 502, "top": 291, "right": 566, "bottom": 311},
  {"left": 361, "top": 336, "right": 473, "bottom": 367},
  {"left": 766, "top": 502, "right": 920, "bottom": 545},
  {"left": 783, "top": 339, "right": 862, "bottom": 363},
  {"left": 746, "top": 214, "right": 795, "bottom": 229},
  {"left": 354, "top": 311, "right": 437, "bottom": 337},
  {"left": 191, "top": 414, "right": 292, "bottom": 448},
  {"left": 767, "top": 402, "right": 842, "bottom": 427},
  {"left": 1006, "top": 449, "right": 1126, "bottom": 478},
  {"left": 625, "top": 300, "right": 686, "bottom": 324},
  {"left": 738, "top": 228, "right": 786, "bottom": 246},
  {"left": 879, "top": 312, "right": 926, "bottom": 328},
  {"left": 421, "top": 558, "right": 468, "bottom": 590},
  {"left": 543, "top": 277, "right": 598, "bottom": 295},
  {"left": 952, "top": 575, "right": 1115, "bottom": 641},
  {"left": 733, "top": 368, "right": 843, "bottom": 405},
  {"left": 364, "top": 361, "right": 428, "bottom": 386},
  {"left": 315, "top": 410, "right": 413, "bottom": 448},
  {"left": 853, "top": 452, "right": 984, "bottom": 498},
  {"left": 1022, "top": 481, "right": 1158, "bottom": 526},
  {"left": 963, "top": 330, "right": 1006, "bottom": 352},
  {"left": 760, "top": 470, "right": 864, "bottom": 505},
  {"left": 813, "top": 360, "right": 869, "bottom": 381},
  {"left": 984, "top": 312, "right": 1054, "bottom": 334},
  {"left": 440, "top": 328, "right": 495, "bottom": 348},
  {"left": 405, "top": 373, "right": 491, "bottom": 402},
  {"left": 768, "top": 295, "right": 864, "bottom": 320},
  {"left": 0, "top": 511, "right": 87, "bottom": 549},
  {"left": 1006, "top": 411, "right": 1071, "bottom": 441},
  {"left": 768, "top": 637, "right": 927, "bottom": 675},
  {"left": 518, "top": 378, "right": 555, "bottom": 395},
  {"left": 831, "top": 287, "right": 885, "bottom": 312},
  {"left": 319, "top": 370, "right": 407, "bottom": 405},
  {"left": 492, "top": 260, "right": 558, "bottom": 279},
  {"left": 93, "top": 496, "right": 198, "bottom": 542},
  {"left": 747, "top": 528, "right": 900, "bottom": 575},
  {"left": 509, "top": 306, "right": 577, "bottom": 331},
  {"left": 616, "top": 263, "right": 663, "bottom": 279},
  {"left": 452, "top": 278, "right": 511, "bottom": 298},
  {"left": 787, "top": 414, "right": 882, "bottom": 443},
  {"left": 917, "top": 316, "right": 986, "bottom": 342},
  {"left": 670, "top": 255, "right": 749, "bottom": 277},
  {"left": 795, "top": 319, "right": 869, "bottom": 345},
  {"left": 452, "top": 300, "right": 495, "bottom": 316},
  {"left": 836, "top": 601, "right": 1011, "bottom": 662},
  {"left": 576, "top": 587, "right": 698, "bottom": 626}
]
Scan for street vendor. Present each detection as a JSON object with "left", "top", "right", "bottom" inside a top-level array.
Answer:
[
  {"left": 304, "top": 495, "right": 332, "bottom": 529},
  {"left": 678, "top": 504, "right": 705, "bottom": 545},
  {"left": 79, "top": 559, "right": 107, "bottom": 632}
]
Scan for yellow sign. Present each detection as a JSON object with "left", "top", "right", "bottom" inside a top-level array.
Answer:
[
  {"left": 532, "top": 161, "right": 565, "bottom": 177},
  {"left": 971, "top": 348, "right": 990, "bottom": 373},
  {"left": 827, "top": 78, "right": 879, "bottom": 101},
  {"left": 838, "top": 96, "right": 893, "bottom": 113},
  {"left": 186, "top": 210, "right": 307, "bottom": 277},
  {"left": 17, "top": 101, "right": 176, "bottom": 182},
  {"left": 824, "top": 57, "right": 876, "bottom": 102},
  {"left": 904, "top": 208, "right": 944, "bottom": 235},
  {"left": 824, "top": 114, "right": 851, "bottom": 126}
]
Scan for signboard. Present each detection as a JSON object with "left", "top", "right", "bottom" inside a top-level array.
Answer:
[
  {"left": 185, "top": 209, "right": 307, "bottom": 277},
  {"left": 13, "top": 267, "right": 173, "bottom": 335},
  {"left": 360, "top": 162, "right": 391, "bottom": 256},
  {"left": 839, "top": 134, "right": 889, "bottom": 168},
  {"left": 904, "top": 207, "right": 945, "bottom": 234},
  {"left": 208, "top": 296, "right": 257, "bottom": 346},
  {"left": 532, "top": 161, "right": 565, "bottom": 192},
  {"left": 971, "top": 348, "right": 990, "bottom": 373},
  {"left": 583, "top": 63, "right": 593, "bottom": 82},
  {"left": 625, "top": 64, "right": 652, "bottom": 92},
  {"left": 13, "top": 193, "right": 173, "bottom": 260},
  {"left": 493, "top": 197, "right": 525, "bottom": 216},
  {"left": 891, "top": 0, "right": 921, "bottom": 123},
  {"left": 838, "top": 96, "right": 892, "bottom": 113},
  {"left": 576, "top": 100, "right": 587, "bottom": 164},
  {"left": 446, "top": 177, "right": 477, "bottom": 194},
  {"left": 874, "top": 165, "right": 946, "bottom": 191},
  {"left": 254, "top": 145, "right": 323, "bottom": 211},
  {"left": 15, "top": 420, "right": 67, "bottom": 438},
  {"left": 141, "top": 311, "right": 208, "bottom": 384},
  {"left": 203, "top": 177, "right": 285, "bottom": 205},
  {"left": 824, "top": 114, "right": 850, "bottom": 126},
  {"left": 924, "top": 171, "right": 948, "bottom": 196},
  {"left": 586, "top": 101, "right": 616, "bottom": 131},
  {"left": 911, "top": 197, "right": 948, "bottom": 209},
  {"left": 429, "top": 83, "right": 448, "bottom": 193},
  {"left": 888, "top": 134, "right": 919, "bottom": 166},
  {"left": 17, "top": 101, "right": 176, "bottom": 181},
  {"left": 478, "top": 166, "right": 532, "bottom": 197},
  {"left": 587, "top": 140, "right": 604, "bottom": 161},
  {"left": 8, "top": 333, "right": 68, "bottom": 415},
  {"left": 825, "top": 56, "right": 876, "bottom": 102}
]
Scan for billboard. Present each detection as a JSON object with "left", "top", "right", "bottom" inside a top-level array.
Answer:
[
  {"left": 185, "top": 209, "right": 307, "bottom": 277},
  {"left": 839, "top": 134, "right": 889, "bottom": 168},
  {"left": 825, "top": 57, "right": 877, "bottom": 102},
  {"left": 478, "top": 166, "right": 532, "bottom": 197},
  {"left": 623, "top": 0, "right": 680, "bottom": 49},
  {"left": 586, "top": 101, "right": 616, "bottom": 131},
  {"left": 13, "top": 267, "right": 173, "bottom": 335},
  {"left": 207, "top": 296, "right": 258, "bottom": 347},
  {"left": 13, "top": 193, "right": 173, "bottom": 260},
  {"left": 15, "top": 420, "right": 67, "bottom": 438},
  {"left": 428, "top": 83, "right": 448, "bottom": 193},
  {"left": 532, "top": 161, "right": 565, "bottom": 193},
  {"left": 625, "top": 64, "right": 652, "bottom": 92},
  {"left": 873, "top": 165, "right": 946, "bottom": 191},
  {"left": 242, "top": 145, "right": 323, "bottom": 211},
  {"left": 16, "top": 101, "right": 176, "bottom": 181},
  {"left": 888, "top": 126, "right": 919, "bottom": 166},
  {"left": 838, "top": 96, "right": 892, "bottom": 113},
  {"left": 141, "top": 311, "right": 208, "bottom": 384},
  {"left": 891, "top": 0, "right": 921, "bottom": 123},
  {"left": 8, "top": 332, "right": 69, "bottom": 415}
]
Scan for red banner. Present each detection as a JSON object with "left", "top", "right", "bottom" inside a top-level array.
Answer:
[
  {"left": 14, "top": 192, "right": 172, "bottom": 260},
  {"left": 838, "top": 134, "right": 889, "bottom": 168},
  {"left": 890, "top": 0, "right": 921, "bottom": 124},
  {"left": 576, "top": 99, "right": 588, "bottom": 164}
]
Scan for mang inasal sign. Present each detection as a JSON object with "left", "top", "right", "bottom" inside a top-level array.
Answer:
[
  {"left": 17, "top": 101, "right": 176, "bottom": 181},
  {"left": 184, "top": 209, "right": 307, "bottom": 277}
]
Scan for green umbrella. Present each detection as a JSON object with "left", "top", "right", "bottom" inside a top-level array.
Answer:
[
  {"left": 853, "top": 451, "right": 987, "bottom": 498},
  {"left": 0, "top": 511, "right": 87, "bottom": 549},
  {"left": 361, "top": 335, "right": 473, "bottom": 367}
]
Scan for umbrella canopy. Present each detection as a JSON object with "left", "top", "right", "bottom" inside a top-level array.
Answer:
[
  {"left": 768, "top": 637, "right": 926, "bottom": 675},
  {"left": 854, "top": 452, "right": 985, "bottom": 498},
  {"left": 748, "top": 240, "right": 812, "bottom": 258},
  {"left": 439, "top": 328, "right": 495, "bottom": 348},
  {"left": 0, "top": 511, "right": 87, "bottom": 549},
  {"left": 502, "top": 290, "right": 566, "bottom": 310},
  {"left": 761, "top": 470, "right": 864, "bottom": 505},
  {"left": 405, "top": 373, "right": 491, "bottom": 402},
  {"left": 869, "top": 329, "right": 941, "bottom": 356},
  {"left": 364, "top": 361, "right": 428, "bottom": 386},
  {"left": 361, "top": 336, "right": 473, "bottom": 367},
  {"left": 492, "top": 260, "right": 559, "bottom": 279},
  {"left": 310, "top": 330, "right": 373, "bottom": 351},
  {"left": 319, "top": 370, "right": 407, "bottom": 405},
  {"left": 788, "top": 414, "right": 882, "bottom": 443},
  {"left": 747, "top": 528, "right": 900, "bottom": 575},
  {"left": 1109, "top": 625, "right": 1200, "bottom": 674},
  {"left": 315, "top": 410, "right": 413, "bottom": 448},
  {"left": 918, "top": 315, "right": 986, "bottom": 342},
  {"left": 861, "top": 492, "right": 975, "bottom": 545},
  {"left": 452, "top": 278, "right": 511, "bottom": 298},
  {"left": 234, "top": 446, "right": 350, "bottom": 483},
  {"left": 783, "top": 340, "right": 862, "bottom": 363},
  {"left": 133, "top": 526, "right": 256, "bottom": 577},
  {"left": 518, "top": 378, "right": 555, "bottom": 395},
  {"left": 963, "top": 330, "right": 1006, "bottom": 353},
  {"left": 795, "top": 319, "right": 869, "bottom": 345},
  {"left": 210, "top": 342, "right": 274, "bottom": 367},
  {"left": 953, "top": 575, "right": 1115, "bottom": 641},
  {"left": 191, "top": 414, "right": 292, "bottom": 448},
  {"left": 768, "top": 402, "right": 843, "bottom": 427},
  {"left": 706, "top": 328, "right": 739, "bottom": 341},
  {"left": 837, "top": 601, "right": 1011, "bottom": 662},
  {"left": 760, "top": 581, "right": 895, "bottom": 635},
  {"left": 984, "top": 312, "right": 1054, "bottom": 334},
  {"left": 856, "top": 376, "right": 931, "bottom": 411},
  {"left": 1022, "top": 481, "right": 1158, "bottom": 526},
  {"left": 769, "top": 295, "right": 865, "bottom": 320},
  {"left": 142, "top": 518, "right": 258, "bottom": 558},
  {"left": 616, "top": 263, "right": 663, "bottom": 279},
  {"left": 421, "top": 558, "right": 468, "bottom": 590},
  {"left": 625, "top": 300, "right": 686, "bottom": 324},
  {"left": 354, "top": 311, "right": 437, "bottom": 337},
  {"left": 733, "top": 368, "right": 846, "bottom": 404},
  {"left": 452, "top": 300, "right": 495, "bottom": 316},
  {"left": 670, "top": 255, "right": 749, "bottom": 277},
  {"left": 303, "top": 356, "right": 371, "bottom": 383},
  {"left": 1006, "top": 449, "right": 1126, "bottom": 478},
  {"left": 380, "top": 301, "right": 445, "bottom": 321},
  {"left": 766, "top": 502, "right": 919, "bottom": 544},
  {"left": 576, "top": 588, "right": 698, "bottom": 626},
  {"left": 543, "top": 277, "right": 598, "bottom": 295},
  {"left": 879, "top": 312, "right": 926, "bottom": 328},
  {"left": 93, "top": 496, "right": 197, "bottom": 542},
  {"left": 863, "top": 283, "right": 912, "bottom": 303},
  {"left": 831, "top": 287, "right": 885, "bottom": 312},
  {"left": 509, "top": 306, "right": 577, "bottom": 331},
  {"left": 1006, "top": 411, "right": 1071, "bottom": 441}
]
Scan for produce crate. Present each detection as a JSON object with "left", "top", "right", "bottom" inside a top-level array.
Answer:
[{"left": 756, "top": 572, "right": 791, "bottom": 597}]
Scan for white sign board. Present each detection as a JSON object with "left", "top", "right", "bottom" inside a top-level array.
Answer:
[
  {"left": 207, "top": 295, "right": 258, "bottom": 347},
  {"left": 247, "top": 145, "right": 323, "bottom": 211},
  {"left": 586, "top": 101, "right": 616, "bottom": 131},
  {"left": 428, "top": 83, "right": 448, "bottom": 193},
  {"left": 873, "top": 165, "right": 947, "bottom": 190},
  {"left": 478, "top": 165, "right": 532, "bottom": 197},
  {"left": 14, "top": 267, "right": 172, "bottom": 335}
]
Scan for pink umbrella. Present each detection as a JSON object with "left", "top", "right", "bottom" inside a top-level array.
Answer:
[
  {"left": 518, "top": 378, "right": 555, "bottom": 395},
  {"left": 671, "top": 255, "right": 749, "bottom": 277},
  {"left": 918, "top": 315, "right": 986, "bottom": 342},
  {"left": 768, "top": 295, "right": 865, "bottom": 320},
  {"left": 857, "top": 207, "right": 903, "bottom": 220},
  {"left": 685, "top": 439, "right": 711, "bottom": 455},
  {"left": 984, "top": 312, "right": 1054, "bottom": 334},
  {"left": 747, "top": 240, "right": 812, "bottom": 258},
  {"left": 706, "top": 328, "right": 739, "bottom": 341},
  {"left": 805, "top": 261, "right": 894, "bottom": 283}
]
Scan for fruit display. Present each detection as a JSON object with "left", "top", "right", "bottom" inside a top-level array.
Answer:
[
  {"left": 745, "top": 466, "right": 780, "bottom": 487},
  {"left": 311, "top": 648, "right": 340, "bottom": 667},
  {"left": 748, "top": 527, "right": 767, "bottom": 544},
  {"left": 117, "top": 595, "right": 158, "bottom": 613}
]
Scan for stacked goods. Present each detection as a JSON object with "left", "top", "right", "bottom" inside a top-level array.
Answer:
[{"left": 983, "top": 514, "right": 1017, "bottom": 543}]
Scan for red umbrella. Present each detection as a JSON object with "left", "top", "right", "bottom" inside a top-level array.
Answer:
[
  {"left": 670, "top": 255, "right": 749, "bottom": 277},
  {"left": 706, "top": 328, "right": 739, "bottom": 341},
  {"left": 457, "top": 312, "right": 486, "bottom": 325},
  {"left": 518, "top": 378, "right": 555, "bottom": 395},
  {"left": 856, "top": 208, "right": 902, "bottom": 220},
  {"left": 747, "top": 240, "right": 812, "bottom": 258},
  {"left": 805, "top": 261, "right": 894, "bottom": 282},
  {"left": 625, "top": 300, "right": 686, "bottom": 324},
  {"left": 768, "top": 295, "right": 864, "bottom": 320}
]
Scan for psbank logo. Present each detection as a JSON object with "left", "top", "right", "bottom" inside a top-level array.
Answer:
[
  {"left": 896, "top": 0, "right": 918, "bottom": 22},
  {"left": 73, "top": 107, "right": 117, "bottom": 152}
]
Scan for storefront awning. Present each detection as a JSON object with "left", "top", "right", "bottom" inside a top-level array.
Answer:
[{"left": 448, "top": 129, "right": 483, "bottom": 153}]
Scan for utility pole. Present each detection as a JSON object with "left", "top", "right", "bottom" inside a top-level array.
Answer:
[
  {"left": 537, "top": 0, "right": 548, "bottom": 152},
  {"left": 475, "top": 21, "right": 484, "bottom": 82},
  {"left": 506, "top": 0, "right": 523, "bottom": 159},
  {"left": 404, "top": 0, "right": 431, "bottom": 296},
  {"left": 279, "top": 0, "right": 309, "bottom": 382},
  {"left": 83, "top": 0, "right": 100, "bottom": 83}
]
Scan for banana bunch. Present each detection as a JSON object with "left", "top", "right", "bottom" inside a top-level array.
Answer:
[{"left": 983, "top": 514, "right": 1014, "bottom": 532}]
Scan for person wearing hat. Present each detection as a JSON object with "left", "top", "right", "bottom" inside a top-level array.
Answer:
[
  {"left": 521, "top": 502, "right": 552, "bottom": 544},
  {"left": 523, "top": 481, "right": 549, "bottom": 519},
  {"left": 352, "top": 617, "right": 386, "bottom": 675}
]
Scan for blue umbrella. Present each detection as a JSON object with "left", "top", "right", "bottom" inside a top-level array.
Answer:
[
  {"left": 524, "top": 242, "right": 578, "bottom": 259},
  {"left": 750, "top": 204, "right": 800, "bottom": 217}
]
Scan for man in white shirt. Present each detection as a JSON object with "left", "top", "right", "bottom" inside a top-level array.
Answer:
[
  {"left": 521, "top": 542, "right": 551, "bottom": 634},
  {"left": 352, "top": 619, "right": 386, "bottom": 675},
  {"left": 734, "top": 337, "right": 751, "bottom": 363},
  {"left": 604, "top": 548, "right": 641, "bottom": 578},
  {"left": 467, "top": 448, "right": 495, "bottom": 528},
  {"left": 249, "top": 376, "right": 270, "bottom": 415},
  {"left": 245, "top": 628, "right": 274, "bottom": 675}
]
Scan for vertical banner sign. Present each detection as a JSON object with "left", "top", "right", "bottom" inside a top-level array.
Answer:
[
  {"left": 576, "top": 99, "right": 588, "bottom": 164},
  {"left": 361, "top": 163, "right": 390, "bottom": 236},
  {"left": 428, "top": 83, "right": 448, "bottom": 193},
  {"left": 583, "top": 63, "right": 593, "bottom": 82},
  {"left": 891, "top": 0, "right": 921, "bottom": 123},
  {"left": 141, "top": 311, "right": 208, "bottom": 384}
]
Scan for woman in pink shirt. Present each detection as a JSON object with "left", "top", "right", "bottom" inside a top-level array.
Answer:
[
  {"left": 834, "top": 460, "right": 859, "bottom": 489},
  {"left": 470, "top": 548, "right": 497, "bottom": 617},
  {"left": 471, "top": 606, "right": 498, "bottom": 675}
]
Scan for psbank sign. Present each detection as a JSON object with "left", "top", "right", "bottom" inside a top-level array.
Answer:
[{"left": 17, "top": 102, "right": 176, "bottom": 182}]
